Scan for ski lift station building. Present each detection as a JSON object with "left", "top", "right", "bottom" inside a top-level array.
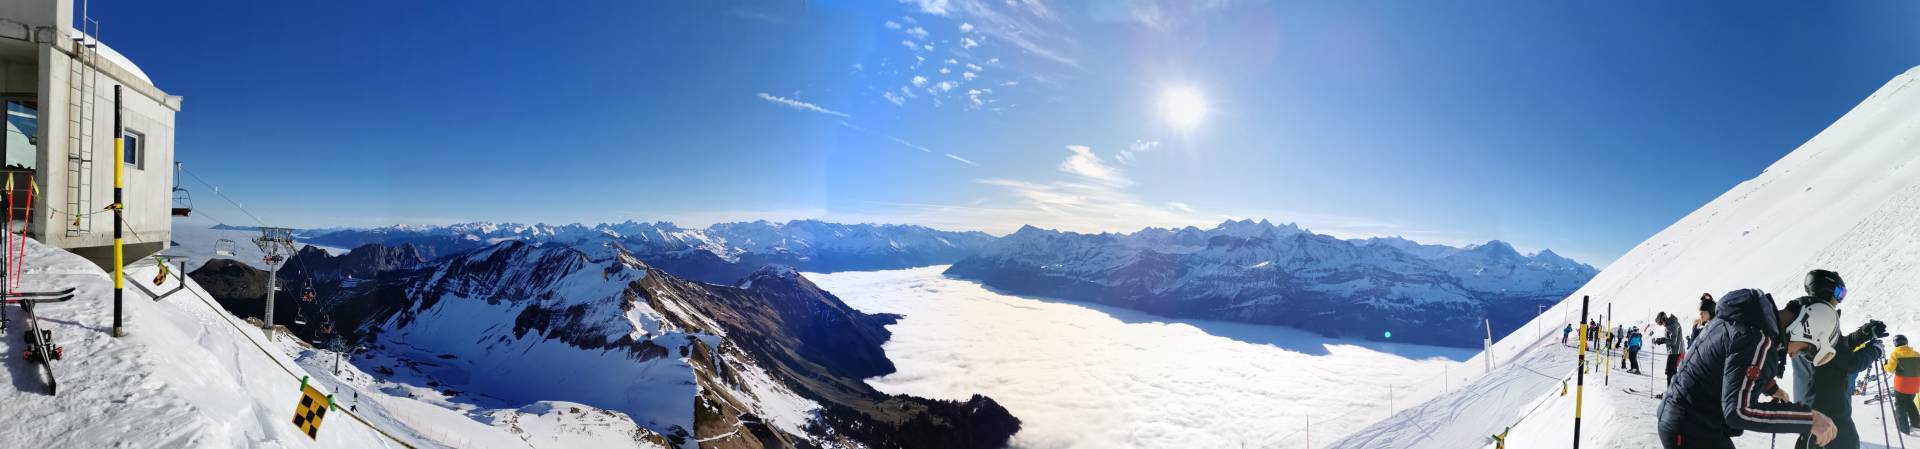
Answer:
[{"left": 2, "top": 0, "right": 179, "bottom": 269}]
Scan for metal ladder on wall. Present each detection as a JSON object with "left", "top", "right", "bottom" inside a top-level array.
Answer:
[{"left": 63, "top": 19, "right": 100, "bottom": 237}]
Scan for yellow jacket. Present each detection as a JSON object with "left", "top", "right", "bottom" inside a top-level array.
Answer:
[
  {"left": 1886, "top": 345, "right": 1920, "bottom": 373},
  {"left": 1887, "top": 344, "right": 1920, "bottom": 395}
]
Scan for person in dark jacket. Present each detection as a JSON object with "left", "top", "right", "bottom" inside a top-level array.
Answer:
[
  {"left": 1563, "top": 323, "right": 1573, "bottom": 346},
  {"left": 1656, "top": 288, "right": 1837, "bottom": 448},
  {"left": 1655, "top": 313, "right": 1686, "bottom": 386},
  {"left": 1786, "top": 270, "right": 1886, "bottom": 449}
]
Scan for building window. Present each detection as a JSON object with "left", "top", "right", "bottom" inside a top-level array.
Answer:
[
  {"left": 123, "top": 130, "right": 143, "bottom": 170},
  {"left": 4, "top": 99, "right": 36, "bottom": 170}
]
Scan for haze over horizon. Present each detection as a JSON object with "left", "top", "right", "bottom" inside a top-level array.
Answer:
[{"left": 90, "top": 0, "right": 1920, "bottom": 266}]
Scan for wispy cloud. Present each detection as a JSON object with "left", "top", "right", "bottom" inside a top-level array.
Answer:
[
  {"left": 901, "top": 0, "right": 1079, "bottom": 68},
  {"left": 1167, "top": 202, "right": 1195, "bottom": 213},
  {"left": 1115, "top": 140, "right": 1159, "bottom": 165},
  {"left": 755, "top": 92, "right": 848, "bottom": 117},
  {"left": 945, "top": 154, "right": 979, "bottom": 166},
  {"left": 1058, "top": 145, "right": 1130, "bottom": 186},
  {"left": 839, "top": 121, "right": 931, "bottom": 153},
  {"left": 855, "top": 144, "right": 1208, "bottom": 234}
]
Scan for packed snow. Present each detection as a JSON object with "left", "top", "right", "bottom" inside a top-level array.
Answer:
[
  {"left": 0, "top": 237, "right": 410, "bottom": 447},
  {"left": 810, "top": 266, "right": 1478, "bottom": 449},
  {"left": 1334, "top": 65, "right": 1920, "bottom": 448}
]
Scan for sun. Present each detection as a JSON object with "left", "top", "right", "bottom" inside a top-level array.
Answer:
[{"left": 1159, "top": 86, "right": 1208, "bottom": 130}]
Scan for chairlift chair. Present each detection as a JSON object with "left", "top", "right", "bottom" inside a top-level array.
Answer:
[
  {"left": 170, "top": 162, "right": 191, "bottom": 217},
  {"left": 213, "top": 239, "right": 236, "bottom": 257},
  {"left": 170, "top": 188, "right": 191, "bottom": 217}
]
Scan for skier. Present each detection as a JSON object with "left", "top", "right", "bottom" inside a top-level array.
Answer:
[
  {"left": 1563, "top": 323, "right": 1574, "bottom": 346},
  {"left": 1787, "top": 269, "right": 1886, "bottom": 449},
  {"left": 1656, "top": 288, "right": 1838, "bottom": 448},
  {"left": 1883, "top": 334, "right": 1920, "bottom": 435},
  {"left": 1654, "top": 313, "right": 1685, "bottom": 386},
  {"left": 1590, "top": 319, "right": 1601, "bottom": 350},
  {"left": 1690, "top": 293, "right": 1716, "bottom": 350},
  {"left": 1624, "top": 326, "right": 1643, "bottom": 374}
]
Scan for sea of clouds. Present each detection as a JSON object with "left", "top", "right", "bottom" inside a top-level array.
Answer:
[{"left": 809, "top": 266, "right": 1479, "bottom": 449}]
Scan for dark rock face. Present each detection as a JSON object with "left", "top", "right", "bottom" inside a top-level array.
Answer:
[
  {"left": 946, "top": 221, "right": 1598, "bottom": 348},
  {"left": 640, "top": 263, "right": 1019, "bottom": 449},
  {"left": 281, "top": 243, "right": 428, "bottom": 282},
  {"left": 189, "top": 244, "right": 426, "bottom": 346}
]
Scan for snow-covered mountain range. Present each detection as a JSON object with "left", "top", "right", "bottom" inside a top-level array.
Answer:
[
  {"left": 300, "top": 220, "right": 997, "bottom": 284},
  {"left": 1333, "top": 65, "right": 1920, "bottom": 448},
  {"left": 191, "top": 240, "right": 1021, "bottom": 448},
  {"left": 944, "top": 220, "right": 1598, "bottom": 347}
]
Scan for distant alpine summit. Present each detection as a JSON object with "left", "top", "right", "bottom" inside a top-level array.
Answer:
[
  {"left": 302, "top": 220, "right": 996, "bottom": 284},
  {"left": 944, "top": 219, "right": 1598, "bottom": 347}
]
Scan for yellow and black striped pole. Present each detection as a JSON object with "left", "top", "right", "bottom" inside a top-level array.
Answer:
[
  {"left": 1574, "top": 295, "right": 1588, "bottom": 448},
  {"left": 1604, "top": 304, "right": 1613, "bottom": 386},
  {"left": 112, "top": 85, "right": 124, "bottom": 338}
]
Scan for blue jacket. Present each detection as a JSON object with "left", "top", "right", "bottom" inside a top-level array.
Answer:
[
  {"left": 1627, "top": 333, "right": 1643, "bottom": 350},
  {"left": 1656, "top": 289, "right": 1815, "bottom": 437}
]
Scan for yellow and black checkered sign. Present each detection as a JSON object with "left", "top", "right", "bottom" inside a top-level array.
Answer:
[{"left": 291, "top": 384, "right": 330, "bottom": 440}]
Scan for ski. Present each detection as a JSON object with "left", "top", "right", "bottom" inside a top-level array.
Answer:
[
  {"left": 18, "top": 296, "right": 64, "bottom": 395},
  {"left": 2, "top": 287, "right": 77, "bottom": 298},
  {"left": 2, "top": 294, "right": 77, "bottom": 305}
]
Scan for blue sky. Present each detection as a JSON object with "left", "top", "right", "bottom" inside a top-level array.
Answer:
[{"left": 90, "top": 0, "right": 1920, "bottom": 265}]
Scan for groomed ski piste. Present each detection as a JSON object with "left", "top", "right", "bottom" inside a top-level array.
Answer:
[
  {"left": 1332, "top": 65, "right": 1920, "bottom": 449},
  {"left": 0, "top": 236, "right": 662, "bottom": 448}
]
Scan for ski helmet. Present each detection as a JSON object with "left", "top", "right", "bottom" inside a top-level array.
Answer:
[
  {"left": 1898, "top": 335, "right": 1910, "bottom": 347},
  {"left": 1787, "top": 301, "right": 1842, "bottom": 366},
  {"left": 1805, "top": 269, "right": 1846, "bottom": 302}
]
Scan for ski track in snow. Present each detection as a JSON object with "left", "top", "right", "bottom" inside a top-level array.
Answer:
[{"left": 811, "top": 266, "right": 1480, "bottom": 449}]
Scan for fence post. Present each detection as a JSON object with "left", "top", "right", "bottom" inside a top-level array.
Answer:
[{"left": 1574, "top": 296, "right": 1589, "bottom": 449}]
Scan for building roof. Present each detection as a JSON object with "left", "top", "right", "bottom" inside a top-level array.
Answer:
[{"left": 74, "top": 27, "right": 152, "bottom": 85}]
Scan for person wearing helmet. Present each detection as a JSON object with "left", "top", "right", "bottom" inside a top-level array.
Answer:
[
  {"left": 1884, "top": 334, "right": 1920, "bottom": 435},
  {"left": 1657, "top": 288, "right": 1837, "bottom": 448},
  {"left": 1787, "top": 269, "right": 1888, "bottom": 449}
]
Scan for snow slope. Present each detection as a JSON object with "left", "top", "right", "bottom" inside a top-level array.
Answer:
[
  {"left": 0, "top": 237, "right": 423, "bottom": 447},
  {"left": 1332, "top": 65, "right": 1920, "bottom": 448}
]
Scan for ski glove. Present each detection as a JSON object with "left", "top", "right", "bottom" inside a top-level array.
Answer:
[
  {"left": 1864, "top": 320, "right": 1890, "bottom": 339},
  {"left": 1846, "top": 320, "right": 1889, "bottom": 348}
]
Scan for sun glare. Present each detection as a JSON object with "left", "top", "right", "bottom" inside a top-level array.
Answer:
[{"left": 1160, "top": 86, "right": 1208, "bottom": 130}]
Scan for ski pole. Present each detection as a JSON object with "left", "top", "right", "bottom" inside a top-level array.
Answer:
[
  {"left": 1884, "top": 353, "right": 1909, "bottom": 449},
  {"left": 1880, "top": 353, "right": 1895, "bottom": 449}
]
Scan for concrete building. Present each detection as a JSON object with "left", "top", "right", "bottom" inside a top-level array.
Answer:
[{"left": 2, "top": 0, "right": 178, "bottom": 268}]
